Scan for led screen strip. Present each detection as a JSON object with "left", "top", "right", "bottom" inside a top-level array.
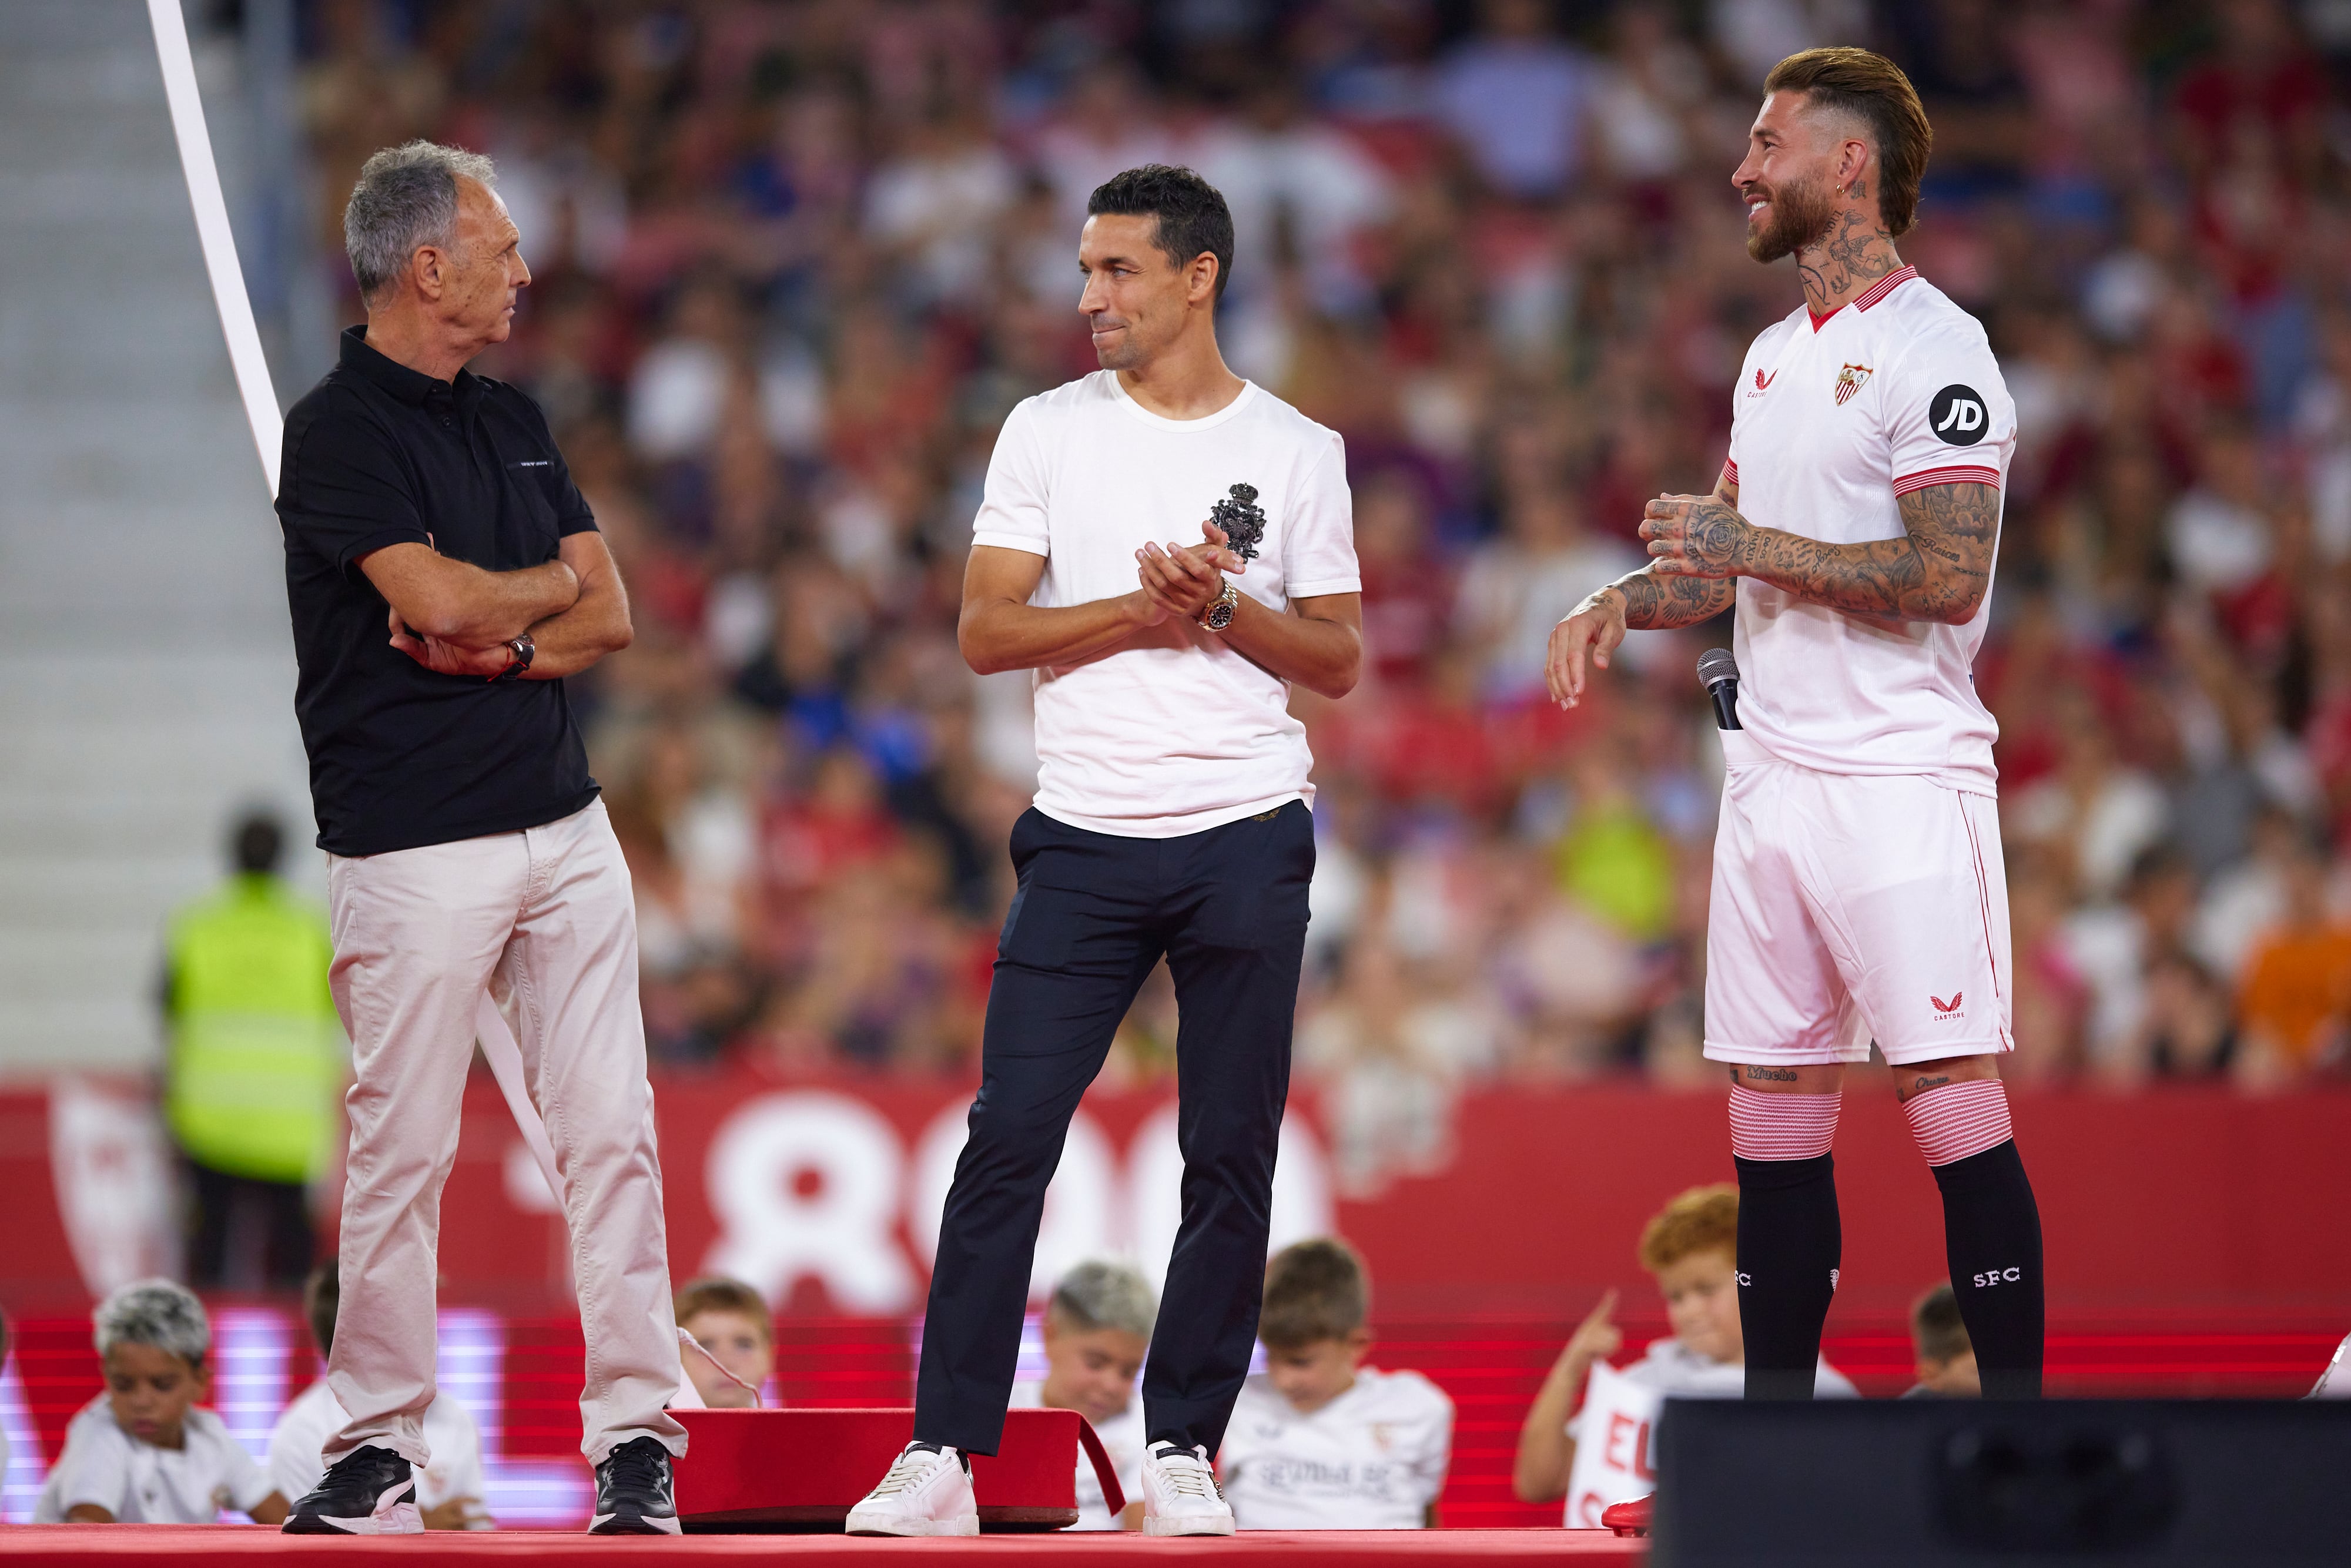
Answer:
[{"left": 147, "top": 0, "right": 569, "bottom": 1215}]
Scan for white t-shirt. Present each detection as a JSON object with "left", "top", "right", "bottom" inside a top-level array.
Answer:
[
  {"left": 1723, "top": 267, "right": 2017, "bottom": 793},
  {"left": 34, "top": 1396, "right": 276, "bottom": 1523},
  {"left": 973, "top": 371, "right": 1361, "bottom": 837},
  {"left": 1566, "top": 1335, "right": 1858, "bottom": 1442},
  {"left": 1009, "top": 1380, "right": 1142, "bottom": 1530},
  {"left": 1217, "top": 1368, "right": 1452, "bottom": 1530},
  {"left": 266, "top": 1379, "right": 485, "bottom": 1514}
]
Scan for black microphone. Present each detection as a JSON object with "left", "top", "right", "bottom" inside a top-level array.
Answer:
[{"left": 1698, "top": 648, "right": 1742, "bottom": 731}]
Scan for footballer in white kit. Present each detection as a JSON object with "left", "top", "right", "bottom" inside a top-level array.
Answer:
[
  {"left": 1551, "top": 46, "right": 2045, "bottom": 1403},
  {"left": 1218, "top": 1368, "right": 1452, "bottom": 1530}
]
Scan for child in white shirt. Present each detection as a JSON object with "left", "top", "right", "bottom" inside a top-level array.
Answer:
[
  {"left": 35, "top": 1278, "right": 287, "bottom": 1525},
  {"left": 1009, "top": 1259, "right": 1153, "bottom": 1530},
  {"left": 268, "top": 1258, "right": 486, "bottom": 1529},
  {"left": 1218, "top": 1238, "right": 1453, "bottom": 1529},
  {"left": 675, "top": 1276, "right": 776, "bottom": 1410},
  {"left": 1512, "top": 1185, "right": 1856, "bottom": 1516}
]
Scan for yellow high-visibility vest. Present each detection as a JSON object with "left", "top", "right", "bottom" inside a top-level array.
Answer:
[{"left": 162, "top": 874, "right": 341, "bottom": 1184}]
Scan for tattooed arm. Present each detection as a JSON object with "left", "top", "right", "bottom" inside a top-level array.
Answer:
[
  {"left": 1636, "top": 480, "right": 1998, "bottom": 625},
  {"left": 1545, "top": 474, "right": 1740, "bottom": 708}
]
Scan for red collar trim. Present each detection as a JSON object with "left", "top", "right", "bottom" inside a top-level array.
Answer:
[
  {"left": 1807, "top": 266, "right": 1920, "bottom": 331},
  {"left": 1853, "top": 265, "right": 1920, "bottom": 312}
]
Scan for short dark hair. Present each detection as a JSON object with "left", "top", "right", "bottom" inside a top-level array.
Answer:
[
  {"left": 1260, "top": 1238, "right": 1368, "bottom": 1350},
  {"left": 306, "top": 1257, "right": 340, "bottom": 1359},
  {"left": 1764, "top": 48, "right": 1933, "bottom": 238},
  {"left": 1912, "top": 1281, "right": 1971, "bottom": 1364},
  {"left": 233, "top": 811, "right": 283, "bottom": 876},
  {"left": 1086, "top": 165, "right": 1235, "bottom": 300}
]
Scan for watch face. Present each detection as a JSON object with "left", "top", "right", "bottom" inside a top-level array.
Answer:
[{"left": 1205, "top": 598, "right": 1235, "bottom": 629}]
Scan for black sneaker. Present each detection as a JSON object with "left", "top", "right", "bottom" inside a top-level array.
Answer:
[
  {"left": 590, "top": 1435, "right": 682, "bottom": 1535},
  {"left": 283, "top": 1445, "right": 421, "bottom": 1534}
]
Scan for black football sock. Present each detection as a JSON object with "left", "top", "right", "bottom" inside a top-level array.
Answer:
[
  {"left": 1734, "top": 1151, "right": 1841, "bottom": 1399},
  {"left": 1933, "top": 1137, "right": 2044, "bottom": 1398}
]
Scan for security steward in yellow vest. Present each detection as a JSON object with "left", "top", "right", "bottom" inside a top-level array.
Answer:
[{"left": 163, "top": 812, "right": 341, "bottom": 1290}]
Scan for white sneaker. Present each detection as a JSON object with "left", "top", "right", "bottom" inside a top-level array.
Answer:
[
  {"left": 1141, "top": 1440, "right": 1234, "bottom": 1536},
  {"left": 845, "top": 1442, "right": 980, "bottom": 1537}
]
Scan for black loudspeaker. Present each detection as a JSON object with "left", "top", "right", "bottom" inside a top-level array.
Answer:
[{"left": 1652, "top": 1398, "right": 2349, "bottom": 1566}]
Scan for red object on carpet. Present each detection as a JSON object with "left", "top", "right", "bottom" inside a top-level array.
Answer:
[
  {"left": 672, "top": 1407, "right": 1124, "bottom": 1530},
  {"left": 0, "top": 1527, "right": 1642, "bottom": 1562}
]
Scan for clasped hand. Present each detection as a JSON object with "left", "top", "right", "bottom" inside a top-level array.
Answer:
[{"left": 1134, "top": 520, "right": 1246, "bottom": 623}]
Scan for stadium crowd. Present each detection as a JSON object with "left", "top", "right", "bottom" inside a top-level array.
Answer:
[{"left": 291, "top": 0, "right": 2351, "bottom": 1135}]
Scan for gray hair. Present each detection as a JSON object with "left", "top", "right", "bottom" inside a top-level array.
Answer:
[
  {"left": 93, "top": 1278, "right": 210, "bottom": 1367},
  {"left": 344, "top": 139, "right": 498, "bottom": 305},
  {"left": 1049, "top": 1259, "right": 1157, "bottom": 1339}
]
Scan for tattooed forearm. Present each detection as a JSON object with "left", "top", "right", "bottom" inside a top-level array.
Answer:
[
  {"left": 1614, "top": 568, "right": 1737, "bottom": 631},
  {"left": 1672, "top": 481, "right": 1997, "bottom": 625}
]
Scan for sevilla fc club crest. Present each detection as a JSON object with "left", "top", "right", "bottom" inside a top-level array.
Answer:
[{"left": 1833, "top": 363, "right": 1873, "bottom": 406}]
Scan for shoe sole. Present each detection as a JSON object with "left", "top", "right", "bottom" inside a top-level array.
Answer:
[
  {"left": 1144, "top": 1517, "right": 1236, "bottom": 1537},
  {"left": 590, "top": 1513, "right": 684, "bottom": 1535},
  {"left": 845, "top": 1513, "right": 980, "bottom": 1537},
  {"left": 283, "top": 1507, "right": 423, "bottom": 1536}
]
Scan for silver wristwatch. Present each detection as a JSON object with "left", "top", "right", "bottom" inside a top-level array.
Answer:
[{"left": 1198, "top": 580, "right": 1240, "bottom": 632}]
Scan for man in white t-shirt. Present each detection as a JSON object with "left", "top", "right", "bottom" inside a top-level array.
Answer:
[
  {"left": 1550, "top": 47, "right": 2044, "bottom": 1405},
  {"left": 269, "top": 1258, "right": 487, "bottom": 1529},
  {"left": 1007, "top": 1260, "right": 1157, "bottom": 1530},
  {"left": 1218, "top": 1240, "right": 1451, "bottom": 1530},
  {"left": 849, "top": 164, "right": 1361, "bottom": 1542}
]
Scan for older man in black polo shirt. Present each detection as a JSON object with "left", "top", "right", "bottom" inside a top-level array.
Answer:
[{"left": 274, "top": 140, "right": 683, "bottom": 1536}]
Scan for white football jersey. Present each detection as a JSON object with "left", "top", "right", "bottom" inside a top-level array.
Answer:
[
  {"left": 1723, "top": 267, "right": 2017, "bottom": 793},
  {"left": 34, "top": 1397, "right": 276, "bottom": 1523},
  {"left": 1217, "top": 1367, "right": 1452, "bottom": 1530},
  {"left": 1008, "top": 1381, "right": 1142, "bottom": 1530},
  {"left": 1566, "top": 1336, "right": 1858, "bottom": 1441}
]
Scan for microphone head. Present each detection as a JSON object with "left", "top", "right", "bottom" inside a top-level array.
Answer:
[{"left": 1697, "top": 646, "right": 1740, "bottom": 692}]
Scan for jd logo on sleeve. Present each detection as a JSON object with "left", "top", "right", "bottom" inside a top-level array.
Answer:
[{"left": 1930, "top": 385, "right": 1988, "bottom": 444}]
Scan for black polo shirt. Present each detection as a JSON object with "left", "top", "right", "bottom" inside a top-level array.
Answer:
[{"left": 277, "top": 327, "right": 601, "bottom": 856}]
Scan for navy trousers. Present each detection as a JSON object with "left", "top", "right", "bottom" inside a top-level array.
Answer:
[{"left": 913, "top": 801, "right": 1315, "bottom": 1458}]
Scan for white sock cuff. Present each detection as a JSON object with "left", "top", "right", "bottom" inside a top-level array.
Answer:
[
  {"left": 1727, "top": 1085, "right": 1841, "bottom": 1161},
  {"left": 1902, "top": 1078, "right": 2012, "bottom": 1166}
]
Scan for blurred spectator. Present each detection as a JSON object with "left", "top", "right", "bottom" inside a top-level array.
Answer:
[
  {"left": 284, "top": 0, "right": 2351, "bottom": 1096},
  {"left": 2235, "top": 830, "right": 2351, "bottom": 1085},
  {"left": 161, "top": 812, "right": 339, "bottom": 1293},
  {"left": 1903, "top": 1282, "right": 1980, "bottom": 1398}
]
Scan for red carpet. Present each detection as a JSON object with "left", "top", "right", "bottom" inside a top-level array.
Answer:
[{"left": 0, "top": 1527, "right": 1641, "bottom": 1564}]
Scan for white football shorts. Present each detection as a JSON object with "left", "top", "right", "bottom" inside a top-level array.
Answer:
[{"left": 1702, "top": 731, "right": 2014, "bottom": 1067}]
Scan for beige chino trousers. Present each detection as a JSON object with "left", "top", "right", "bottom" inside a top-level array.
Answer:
[{"left": 322, "top": 798, "right": 686, "bottom": 1468}]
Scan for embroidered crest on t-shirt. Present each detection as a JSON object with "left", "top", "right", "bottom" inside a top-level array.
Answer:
[
  {"left": 1212, "top": 483, "right": 1267, "bottom": 559},
  {"left": 1833, "top": 363, "right": 1873, "bottom": 406}
]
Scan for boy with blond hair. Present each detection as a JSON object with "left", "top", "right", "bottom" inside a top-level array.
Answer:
[
  {"left": 675, "top": 1278, "right": 775, "bottom": 1410},
  {"left": 1217, "top": 1239, "right": 1452, "bottom": 1529},
  {"left": 1513, "top": 1186, "right": 1855, "bottom": 1513}
]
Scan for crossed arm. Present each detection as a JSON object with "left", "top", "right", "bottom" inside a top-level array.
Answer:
[
  {"left": 359, "top": 530, "right": 633, "bottom": 681},
  {"left": 1546, "top": 474, "right": 2000, "bottom": 706}
]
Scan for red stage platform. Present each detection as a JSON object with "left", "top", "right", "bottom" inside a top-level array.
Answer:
[{"left": 0, "top": 1527, "right": 1642, "bottom": 1563}]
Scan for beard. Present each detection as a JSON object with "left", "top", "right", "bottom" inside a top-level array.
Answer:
[{"left": 1744, "top": 172, "right": 1839, "bottom": 263}]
